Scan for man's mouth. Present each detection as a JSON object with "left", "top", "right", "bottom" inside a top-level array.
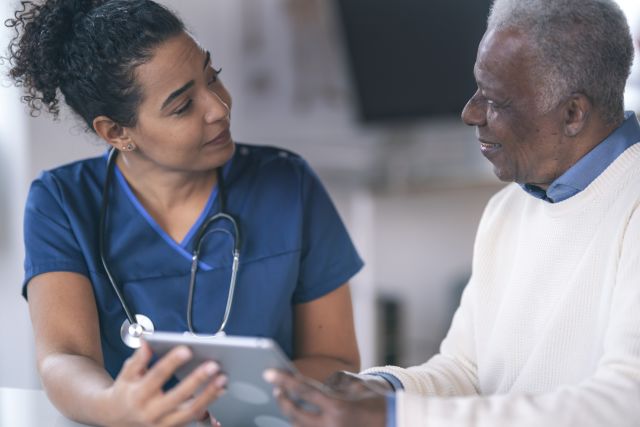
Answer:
[{"left": 479, "top": 140, "right": 501, "bottom": 153}]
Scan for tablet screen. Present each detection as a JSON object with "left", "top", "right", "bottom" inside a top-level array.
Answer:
[{"left": 146, "top": 332, "right": 295, "bottom": 427}]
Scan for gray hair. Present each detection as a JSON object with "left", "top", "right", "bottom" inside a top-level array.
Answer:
[{"left": 487, "top": 0, "right": 634, "bottom": 124}]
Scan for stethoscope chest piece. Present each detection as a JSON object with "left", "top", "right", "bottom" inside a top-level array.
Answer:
[{"left": 120, "top": 314, "right": 155, "bottom": 348}]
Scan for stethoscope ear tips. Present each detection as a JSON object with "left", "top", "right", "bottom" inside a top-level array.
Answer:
[{"left": 120, "top": 314, "right": 155, "bottom": 349}]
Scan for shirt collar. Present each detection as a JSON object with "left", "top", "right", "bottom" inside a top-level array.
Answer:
[{"left": 520, "top": 111, "right": 640, "bottom": 203}]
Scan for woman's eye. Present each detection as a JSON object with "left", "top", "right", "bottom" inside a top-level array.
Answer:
[
  {"left": 208, "top": 68, "right": 222, "bottom": 85},
  {"left": 174, "top": 99, "right": 192, "bottom": 115}
]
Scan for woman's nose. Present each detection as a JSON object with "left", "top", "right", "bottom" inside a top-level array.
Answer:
[
  {"left": 461, "top": 90, "right": 486, "bottom": 127},
  {"left": 204, "top": 89, "right": 230, "bottom": 124}
]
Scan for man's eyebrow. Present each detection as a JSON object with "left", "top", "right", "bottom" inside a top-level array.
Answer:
[{"left": 160, "top": 51, "right": 211, "bottom": 111}]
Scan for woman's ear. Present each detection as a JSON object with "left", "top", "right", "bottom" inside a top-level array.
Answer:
[
  {"left": 563, "top": 93, "right": 591, "bottom": 137},
  {"left": 93, "top": 116, "right": 136, "bottom": 151}
]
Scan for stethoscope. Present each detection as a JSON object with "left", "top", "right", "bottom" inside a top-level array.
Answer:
[{"left": 99, "top": 148, "right": 241, "bottom": 348}]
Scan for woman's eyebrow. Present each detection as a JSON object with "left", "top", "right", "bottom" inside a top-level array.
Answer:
[
  {"left": 160, "top": 51, "right": 211, "bottom": 111},
  {"left": 161, "top": 81, "right": 194, "bottom": 110}
]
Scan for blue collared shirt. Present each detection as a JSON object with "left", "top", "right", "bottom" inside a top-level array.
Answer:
[
  {"left": 522, "top": 111, "right": 640, "bottom": 202},
  {"left": 365, "top": 373, "right": 402, "bottom": 427}
]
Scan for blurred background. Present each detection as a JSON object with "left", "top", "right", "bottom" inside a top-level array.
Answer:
[{"left": 1, "top": 0, "right": 639, "bottom": 389}]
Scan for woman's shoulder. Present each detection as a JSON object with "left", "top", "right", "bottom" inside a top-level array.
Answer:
[
  {"left": 234, "top": 143, "right": 305, "bottom": 166},
  {"left": 227, "top": 143, "right": 328, "bottom": 211},
  {"left": 29, "top": 153, "right": 107, "bottom": 201},
  {"left": 231, "top": 143, "right": 314, "bottom": 180},
  {"left": 36, "top": 153, "right": 106, "bottom": 182}
]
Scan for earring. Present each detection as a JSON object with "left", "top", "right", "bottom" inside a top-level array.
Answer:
[{"left": 122, "top": 143, "right": 135, "bottom": 151}]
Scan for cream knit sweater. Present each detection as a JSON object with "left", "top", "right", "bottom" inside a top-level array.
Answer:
[{"left": 365, "top": 144, "right": 640, "bottom": 426}]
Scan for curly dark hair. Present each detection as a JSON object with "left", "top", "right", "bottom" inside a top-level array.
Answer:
[{"left": 5, "top": 0, "right": 184, "bottom": 130}]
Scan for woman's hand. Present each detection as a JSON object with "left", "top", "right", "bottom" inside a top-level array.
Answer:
[
  {"left": 264, "top": 369, "right": 387, "bottom": 427},
  {"left": 105, "top": 342, "right": 227, "bottom": 427}
]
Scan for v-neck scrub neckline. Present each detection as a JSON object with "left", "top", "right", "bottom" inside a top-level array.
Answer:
[{"left": 112, "top": 158, "right": 233, "bottom": 271}]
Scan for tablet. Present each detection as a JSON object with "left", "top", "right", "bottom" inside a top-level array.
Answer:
[{"left": 145, "top": 332, "right": 295, "bottom": 427}]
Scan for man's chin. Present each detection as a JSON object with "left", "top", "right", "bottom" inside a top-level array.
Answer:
[{"left": 491, "top": 166, "right": 516, "bottom": 183}]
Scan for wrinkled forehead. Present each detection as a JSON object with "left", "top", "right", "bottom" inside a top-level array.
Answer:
[
  {"left": 476, "top": 27, "right": 530, "bottom": 72},
  {"left": 474, "top": 28, "right": 538, "bottom": 92}
]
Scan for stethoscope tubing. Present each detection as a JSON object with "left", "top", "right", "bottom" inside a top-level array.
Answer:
[
  {"left": 99, "top": 148, "right": 241, "bottom": 347},
  {"left": 99, "top": 148, "right": 138, "bottom": 327}
]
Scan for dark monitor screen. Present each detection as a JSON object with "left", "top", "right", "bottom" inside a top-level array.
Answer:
[{"left": 335, "top": 0, "right": 491, "bottom": 123}]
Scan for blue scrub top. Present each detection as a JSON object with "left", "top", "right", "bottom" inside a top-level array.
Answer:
[{"left": 23, "top": 143, "right": 363, "bottom": 379}]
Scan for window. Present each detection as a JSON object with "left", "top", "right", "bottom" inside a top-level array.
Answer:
[{"left": 617, "top": 0, "right": 640, "bottom": 112}]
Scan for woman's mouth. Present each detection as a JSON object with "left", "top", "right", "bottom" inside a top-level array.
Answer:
[{"left": 205, "top": 129, "right": 231, "bottom": 146}]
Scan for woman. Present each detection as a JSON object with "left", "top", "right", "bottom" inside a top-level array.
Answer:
[{"left": 7, "top": 0, "right": 362, "bottom": 425}]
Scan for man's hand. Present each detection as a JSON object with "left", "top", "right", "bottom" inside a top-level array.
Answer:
[
  {"left": 264, "top": 369, "right": 387, "bottom": 427},
  {"left": 324, "top": 370, "right": 393, "bottom": 396}
]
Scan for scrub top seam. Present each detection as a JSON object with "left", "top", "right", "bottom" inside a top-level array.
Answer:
[
  {"left": 23, "top": 263, "right": 90, "bottom": 298},
  {"left": 49, "top": 174, "right": 90, "bottom": 260},
  {"left": 85, "top": 247, "right": 303, "bottom": 283},
  {"left": 293, "top": 260, "right": 364, "bottom": 304}
]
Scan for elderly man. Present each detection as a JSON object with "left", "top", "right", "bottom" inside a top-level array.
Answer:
[{"left": 265, "top": 0, "right": 640, "bottom": 426}]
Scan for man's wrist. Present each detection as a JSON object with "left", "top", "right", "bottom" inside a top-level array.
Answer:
[
  {"left": 363, "top": 372, "right": 403, "bottom": 392},
  {"left": 361, "top": 373, "right": 396, "bottom": 392}
]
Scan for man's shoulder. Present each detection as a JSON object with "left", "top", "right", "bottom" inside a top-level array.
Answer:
[{"left": 473, "top": 183, "right": 531, "bottom": 238}]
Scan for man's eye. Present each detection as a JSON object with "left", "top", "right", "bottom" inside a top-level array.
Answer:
[
  {"left": 487, "top": 99, "right": 503, "bottom": 109},
  {"left": 174, "top": 99, "right": 192, "bottom": 115}
]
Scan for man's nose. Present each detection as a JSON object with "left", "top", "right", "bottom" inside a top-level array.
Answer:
[{"left": 461, "top": 90, "right": 486, "bottom": 127}]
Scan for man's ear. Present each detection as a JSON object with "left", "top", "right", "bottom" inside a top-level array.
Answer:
[
  {"left": 563, "top": 93, "right": 591, "bottom": 137},
  {"left": 93, "top": 115, "right": 134, "bottom": 151}
]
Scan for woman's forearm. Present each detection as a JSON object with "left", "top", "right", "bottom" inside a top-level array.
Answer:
[
  {"left": 40, "top": 352, "right": 116, "bottom": 425},
  {"left": 293, "top": 355, "right": 360, "bottom": 382},
  {"left": 292, "top": 284, "right": 361, "bottom": 383}
]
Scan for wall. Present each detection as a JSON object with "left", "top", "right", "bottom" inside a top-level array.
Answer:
[
  {"left": 0, "top": 0, "right": 35, "bottom": 388},
  {"left": 619, "top": 0, "right": 640, "bottom": 110}
]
